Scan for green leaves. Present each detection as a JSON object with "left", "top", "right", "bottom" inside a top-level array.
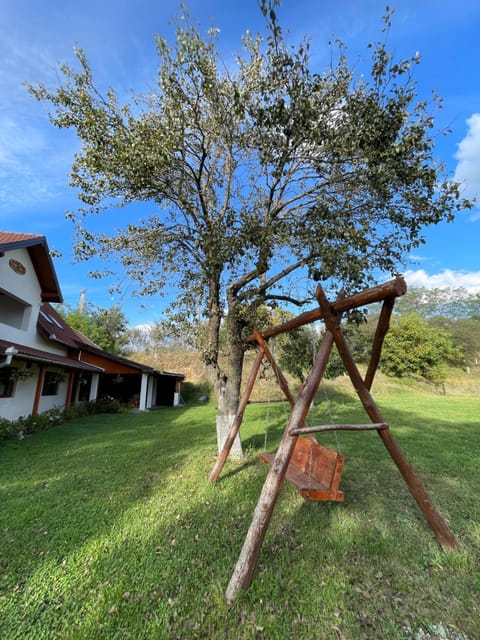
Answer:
[
  {"left": 57, "top": 303, "right": 129, "bottom": 354},
  {"left": 28, "top": 8, "right": 471, "bottom": 307},
  {"left": 381, "top": 313, "right": 463, "bottom": 383}
]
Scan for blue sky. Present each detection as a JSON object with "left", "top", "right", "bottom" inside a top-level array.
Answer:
[{"left": 1, "top": 0, "right": 479, "bottom": 325}]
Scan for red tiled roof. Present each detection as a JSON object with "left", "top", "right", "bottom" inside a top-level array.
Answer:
[
  {"left": 0, "top": 232, "right": 43, "bottom": 244},
  {"left": 38, "top": 303, "right": 96, "bottom": 349},
  {"left": 0, "top": 231, "right": 62, "bottom": 302}
]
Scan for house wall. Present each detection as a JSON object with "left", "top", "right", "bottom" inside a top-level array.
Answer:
[
  {"left": 79, "top": 350, "right": 140, "bottom": 374},
  {"left": 0, "top": 248, "right": 39, "bottom": 343},
  {"left": 0, "top": 361, "right": 69, "bottom": 421},
  {"left": 37, "top": 379, "right": 68, "bottom": 414},
  {"left": 0, "top": 363, "right": 38, "bottom": 421},
  {"left": 1, "top": 245, "right": 185, "bottom": 420},
  {"left": 0, "top": 248, "right": 65, "bottom": 354},
  {"left": 0, "top": 247, "right": 71, "bottom": 420}
]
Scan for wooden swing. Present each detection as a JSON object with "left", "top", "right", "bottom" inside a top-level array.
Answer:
[
  {"left": 209, "top": 328, "right": 346, "bottom": 501},
  {"left": 208, "top": 277, "right": 459, "bottom": 605},
  {"left": 258, "top": 344, "right": 345, "bottom": 502},
  {"left": 260, "top": 436, "right": 345, "bottom": 501}
]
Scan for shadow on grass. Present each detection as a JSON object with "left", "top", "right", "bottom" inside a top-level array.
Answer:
[
  {"left": 1, "top": 392, "right": 479, "bottom": 639},
  {"left": 0, "top": 406, "right": 217, "bottom": 606},
  {"left": 232, "top": 387, "right": 480, "bottom": 543},
  {"left": 219, "top": 458, "right": 259, "bottom": 482}
]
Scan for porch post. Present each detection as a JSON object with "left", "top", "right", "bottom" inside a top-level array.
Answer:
[
  {"left": 32, "top": 366, "right": 46, "bottom": 416},
  {"left": 89, "top": 373, "right": 99, "bottom": 401},
  {"left": 173, "top": 379, "right": 181, "bottom": 406},
  {"left": 139, "top": 373, "right": 148, "bottom": 410},
  {"left": 65, "top": 371, "right": 75, "bottom": 406}
]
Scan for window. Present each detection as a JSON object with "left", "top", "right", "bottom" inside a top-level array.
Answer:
[
  {"left": 39, "top": 310, "right": 54, "bottom": 324},
  {"left": 0, "top": 290, "right": 31, "bottom": 330},
  {"left": 0, "top": 367, "right": 15, "bottom": 398},
  {"left": 42, "top": 371, "right": 59, "bottom": 396}
]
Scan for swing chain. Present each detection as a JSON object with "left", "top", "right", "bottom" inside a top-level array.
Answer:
[{"left": 263, "top": 339, "right": 288, "bottom": 450}]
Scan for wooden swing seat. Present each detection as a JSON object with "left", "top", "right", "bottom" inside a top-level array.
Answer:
[{"left": 260, "top": 436, "right": 345, "bottom": 502}]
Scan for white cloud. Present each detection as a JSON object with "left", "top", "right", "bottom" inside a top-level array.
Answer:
[
  {"left": 404, "top": 268, "right": 480, "bottom": 293},
  {"left": 454, "top": 113, "right": 480, "bottom": 219}
]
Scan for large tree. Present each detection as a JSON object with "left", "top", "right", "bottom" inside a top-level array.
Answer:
[{"left": 29, "top": 3, "right": 470, "bottom": 454}]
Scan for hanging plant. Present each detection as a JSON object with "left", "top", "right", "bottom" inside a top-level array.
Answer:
[
  {"left": 48, "top": 371, "right": 67, "bottom": 384},
  {"left": 9, "top": 368, "right": 34, "bottom": 382}
]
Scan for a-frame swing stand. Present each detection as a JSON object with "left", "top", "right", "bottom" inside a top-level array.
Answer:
[{"left": 209, "top": 278, "right": 458, "bottom": 605}]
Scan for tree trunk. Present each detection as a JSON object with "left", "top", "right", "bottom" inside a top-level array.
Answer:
[
  {"left": 215, "top": 379, "right": 243, "bottom": 458},
  {"left": 204, "top": 276, "right": 244, "bottom": 457},
  {"left": 214, "top": 295, "right": 245, "bottom": 457}
]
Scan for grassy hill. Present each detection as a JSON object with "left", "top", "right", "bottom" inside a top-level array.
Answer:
[{"left": 134, "top": 346, "right": 480, "bottom": 400}]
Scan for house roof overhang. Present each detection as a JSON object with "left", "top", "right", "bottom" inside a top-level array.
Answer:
[
  {"left": 38, "top": 304, "right": 185, "bottom": 379},
  {"left": 0, "top": 232, "right": 62, "bottom": 303},
  {"left": 0, "top": 340, "right": 103, "bottom": 372}
]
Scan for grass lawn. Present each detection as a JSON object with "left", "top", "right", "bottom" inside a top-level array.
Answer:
[{"left": 1, "top": 382, "right": 479, "bottom": 639}]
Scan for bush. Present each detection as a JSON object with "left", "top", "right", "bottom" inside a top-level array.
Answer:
[
  {"left": 381, "top": 313, "right": 463, "bottom": 385},
  {"left": 62, "top": 403, "right": 89, "bottom": 421},
  {"left": 0, "top": 418, "right": 21, "bottom": 441},
  {"left": 0, "top": 399, "right": 126, "bottom": 442},
  {"left": 88, "top": 397, "right": 126, "bottom": 414},
  {"left": 180, "top": 380, "right": 212, "bottom": 404}
]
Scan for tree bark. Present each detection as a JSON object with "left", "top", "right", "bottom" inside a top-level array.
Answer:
[
  {"left": 215, "top": 378, "right": 243, "bottom": 458},
  {"left": 208, "top": 286, "right": 245, "bottom": 457}
]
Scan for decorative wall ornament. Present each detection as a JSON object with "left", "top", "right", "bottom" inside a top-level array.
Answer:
[{"left": 8, "top": 259, "right": 26, "bottom": 275}]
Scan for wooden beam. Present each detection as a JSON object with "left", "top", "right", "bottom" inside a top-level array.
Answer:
[
  {"left": 364, "top": 296, "right": 395, "bottom": 390},
  {"left": 224, "top": 331, "right": 335, "bottom": 605},
  {"left": 289, "top": 422, "right": 388, "bottom": 435},
  {"left": 246, "top": 277, "right": 407, "bottom": 343},
  {"left": 255, "top": 328, "right": 316, "bottom": 443},
  {"left": 315, "top": 284, "right": 459, "bottom": 551},
  {"left": 253, "top": 329, "right": 296, "bottom": 409}
]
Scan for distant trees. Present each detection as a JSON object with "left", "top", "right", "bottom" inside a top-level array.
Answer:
[
  {"left": 58, "top": 303, "right": 128, "bottom": 354},
  {"left": 393, "top": 287, "right": 480, "bottom": 369},
  {"left": 395, "top": 287, "right": 480, "bottom": 319},
  {"left": 381, "top": 312, "right": 463, "bottom": 384},
  {"left": 431, "top": 317, "right": 480, "bottom": 367},
  {"left": 275, "top": 287, "right": 479, "bottom": 387}
]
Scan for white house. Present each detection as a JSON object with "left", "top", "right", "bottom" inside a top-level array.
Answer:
[{"left": 0, "top": 232, "right": 184, "bottom": 421}]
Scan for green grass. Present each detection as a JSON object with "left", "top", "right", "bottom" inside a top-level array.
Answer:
[{"left": 1, "top": 383, "right": 479, "bottom": 639}]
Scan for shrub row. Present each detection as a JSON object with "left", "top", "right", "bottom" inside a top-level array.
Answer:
[{"left": 0, "top": 398, "right": 126, "bottom": 442}]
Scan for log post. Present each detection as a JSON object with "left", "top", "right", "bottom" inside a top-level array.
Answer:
[
  {"left": 224, "top": 331, "right": 335, "bottom": 605},
  {"left": 316, "top": 285, "right": 458, "bottom": 551},
  {"left": 254, "top": 329, "right": 296, "bottom": 409},
  {"left": 246, "top": 277, "right": 407, "bottom": 343},
  {"left": 364, "top": 296, "right": 395, "bottom": 390}
]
